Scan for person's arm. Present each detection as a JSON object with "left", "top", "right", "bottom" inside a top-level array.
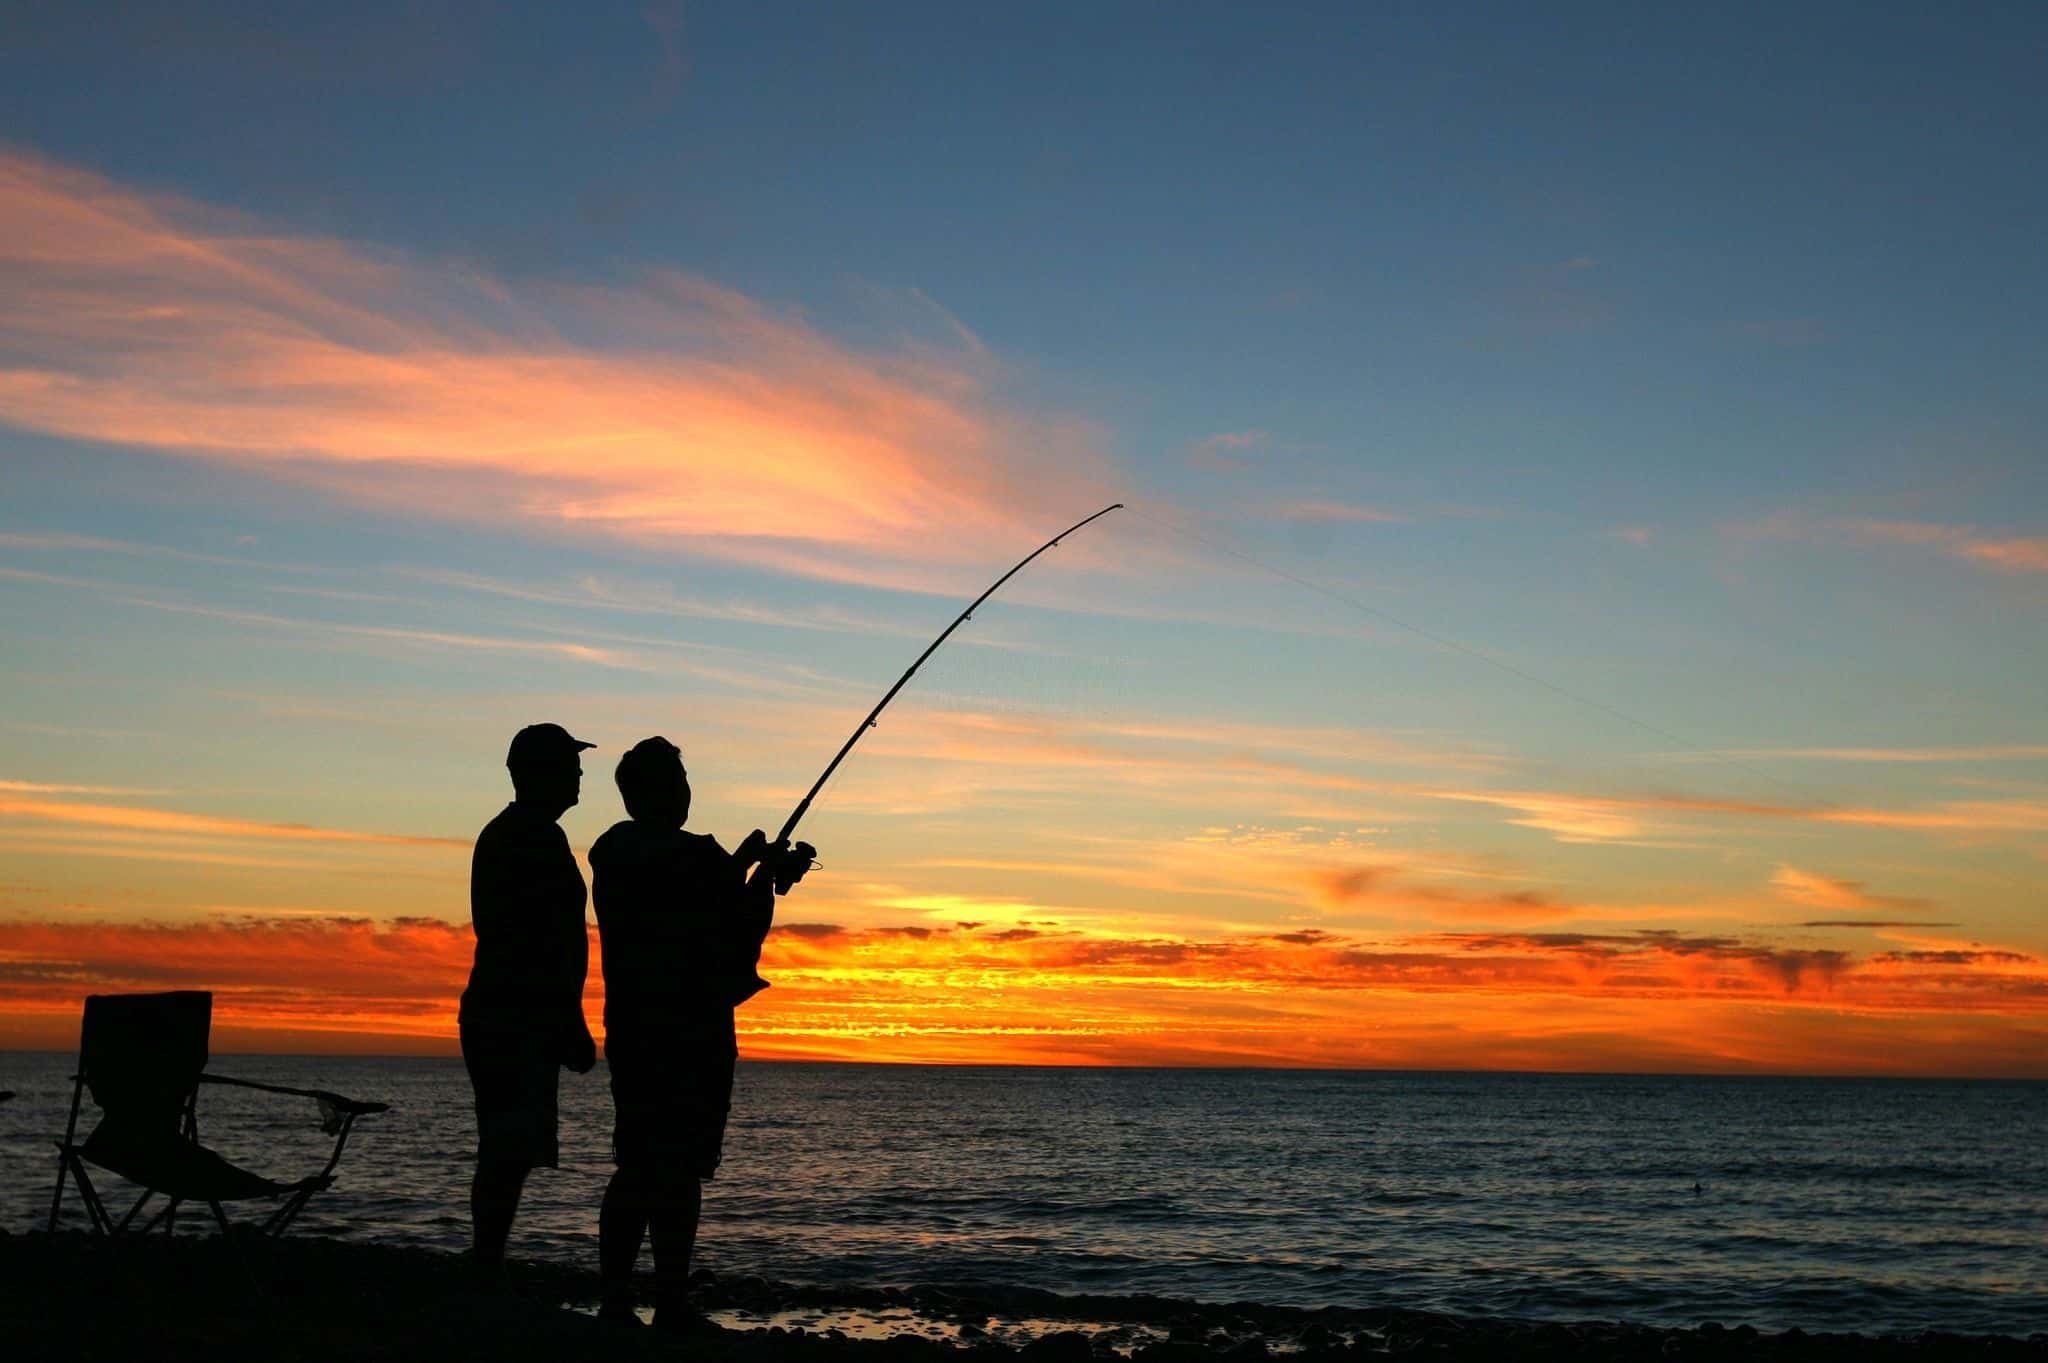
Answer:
[
  {"left": 732, "top": 830, "right": 779, "bottom": 953},
  {"left": 721, "top": 832, "right": 815, "bottom": 1005},
  {"left": 470, "top": 823, "right": 551, "bottom": 1016},
  {"left": 555, "top": 828, "right": 596, "bottom": 1072}
]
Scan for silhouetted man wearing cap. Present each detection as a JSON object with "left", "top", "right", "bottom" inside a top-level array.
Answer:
[
  {"left": 459, "top": 722, "right": 600, "bottom": 1271},
  {"left": 589, "top": 736, "right": 813, "bottom": 1329}
]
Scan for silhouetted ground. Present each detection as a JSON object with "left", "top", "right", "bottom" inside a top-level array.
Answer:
[{"left": 2, "top": 1230, "right": 2040, "bottom": 1362}]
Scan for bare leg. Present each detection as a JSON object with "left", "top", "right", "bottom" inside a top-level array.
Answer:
[
  {"left": 648, "top": 1173, "right": 704, "bottom": 1327},
  {"left": 599, "top": 1166, "right": 650, "bottom": 1316},
  {"left": 470, "top": 1159, "right": 529, "bottom": 1269}
]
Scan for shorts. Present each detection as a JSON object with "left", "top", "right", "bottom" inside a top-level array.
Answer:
[
  {"left": 461, "top": 1023, "right": 560, "bottom": 1171},
  {"left": 606, "top": 1032, "right": 736, "bottom": 1179}
]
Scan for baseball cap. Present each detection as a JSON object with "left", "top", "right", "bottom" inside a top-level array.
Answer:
[{"left": 506, "top": 723, "right": 596, "bottom": 767}]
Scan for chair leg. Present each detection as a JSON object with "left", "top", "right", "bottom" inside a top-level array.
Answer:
[
  {"left": 266, "top": 1112, "right": 356, "bottom": 1238},
  {"left": 49, "top": 1070, "right": 87, "bottom": 1232},
  {"left": 48, "top": 1144, "right": 72, "bottom": 1233},
  {"left": 115, "top": 1188, "right": 156, "bottom": 1234},
  {"left": 265, "top": 1188, "right": 309, "bottom": 1237},
  {"left": 208, "top": 1200, "right": 231, "bottom": 1236},
  {"left": 68, "top": 1158, "right": 114, "bottom": 1236},
  {"left": 141, "top": 1197, "right": 182, "bottom": 1235}
]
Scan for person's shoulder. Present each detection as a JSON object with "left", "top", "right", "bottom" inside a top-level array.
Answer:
[
  {"left": 589, "top": 820, "right": 638, "bottom": 860},
  {"left": 475, "top": 803, "right": 520, "bottom": 845},
  {"left": 477, "top": 803, "right": 567, "bottom": 854},
  {"left": 683, "top": 831, "right": 728, "bottom": 861}
]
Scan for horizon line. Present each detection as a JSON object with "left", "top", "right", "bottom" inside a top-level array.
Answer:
[{"left": 2, "top": 1049, "right": 2040, "bottom": 1083}]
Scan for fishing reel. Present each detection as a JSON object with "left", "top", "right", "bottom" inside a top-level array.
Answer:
[
  {"left": 738, "top": 830, "right": 817, "bottom": 895},
  {"left": 774, "top": 841, "right": 818, "bottom": 896}
]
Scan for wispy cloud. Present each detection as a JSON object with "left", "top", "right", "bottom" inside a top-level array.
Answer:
[
  {"left": 0, "top": 147, "right": 1115, "bottom": 592},
  {"left": 1264, "top": 500, "right": 1407, "bottom": 525},
  {"left": 1801, "top": 919, "right": 1958, "bottom": 928},
  {"left": 1435, "top": 785, "right": 2048, "bottom": 845},
  {"left": 1312, "top": 863, "right": 1577, "bottom": 922},
  {"left": 1187, "top": 430, "right": 1266, "bottom": 471},
  {"left": 117, "top": 594, "right": 648, "bottom": 669},
  {"left": 0, "top": 529, "right": 300, "bottom": 572},
  {"left": 1770, "top": 864, "right": 1933, "bottom": 915},
  {"left": 0, "top": 791, "right": 463, "bottom": 848},
  {"left": 389, "top": 565, "right": 954, "bottom": 644},
  {"left": 1, "top": 561, "right": 853, "bottom": 684},
  {"left": 1848, "top": 520, "right": 2048, "bottom": 574},
  {"left": 1734, "top": 512, "right": 2048, "bottom": 577},
  {"left": 1669, "top": 744, "right": 2048, "bottom": 764}
]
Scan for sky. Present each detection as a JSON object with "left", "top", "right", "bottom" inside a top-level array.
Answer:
[{"left": 1, "top": 2, "right": 2044, "bottom": 1073}]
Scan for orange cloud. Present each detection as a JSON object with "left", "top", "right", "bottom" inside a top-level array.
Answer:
[
  {"left": 1435, "top": 785, "right": 2048, "bottom": 844},
  {"left": 3, "top": 914, "right": 2041, "bottom": 1075},
  {"left": 1311, "top": 864, "right": 1575, "bottom": 922},
  {"left": 1768, "top": 865, "right": 1941, "bottom": 921},
  {"left": 1690, "top": 744, "right": 2048, "bottom": 763},
  {"left": 1735, "top": 512, "right": 2048, "bottom": 578},
  {"left": 1848, "top": 520, "right": 2048, "bottom": 575},
  {"left": 0, "top": 916, "right": 475, "bottom": 1048},
  {"left": 0, "top": 147, "right": 1114, "bottom": 589},
  {"left": 0, "top": 790, "right": 463, "bottom": 849}
]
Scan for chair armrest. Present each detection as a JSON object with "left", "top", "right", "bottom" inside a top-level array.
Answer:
[{"left": 200, "top": 1073, "right": 390, "bottom": 1115}]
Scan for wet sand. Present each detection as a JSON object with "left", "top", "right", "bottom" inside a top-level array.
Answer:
[{"left": 2, "top": 1231, "right": 2039, "bottom": 1361}]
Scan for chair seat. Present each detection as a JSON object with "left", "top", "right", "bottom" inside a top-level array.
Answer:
[{"left": 77, "top": 1120, "right": 303, "bottom": 1202}]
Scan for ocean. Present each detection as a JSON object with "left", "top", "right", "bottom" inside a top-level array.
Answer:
[{"left": 2, "top": 1056, "right": 2042, "bottom": 1337}]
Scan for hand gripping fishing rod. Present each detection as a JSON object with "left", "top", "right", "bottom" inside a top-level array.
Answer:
[{"left": 773, "top": 502, "right": 1124, "bottom": 846}]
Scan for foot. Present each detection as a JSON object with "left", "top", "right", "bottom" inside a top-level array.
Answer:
[
  {"left": 598, "top": 1301, "right": 646, "bottom": 1329},
  {"left": 461, "top": 1249, "right": 511, "bottom": 1294},
  {"left": 653, "top": 1306, "right": 722, "bottom": 1338}
]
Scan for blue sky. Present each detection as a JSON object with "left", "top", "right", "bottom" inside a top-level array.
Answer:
[{"left": 1, "top": 2, "right": 2043, "bottom": 1066}]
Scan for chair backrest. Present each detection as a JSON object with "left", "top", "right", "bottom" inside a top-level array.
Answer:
[{"left": 79, "top": 991, "right": 212, "bottom": 1132}]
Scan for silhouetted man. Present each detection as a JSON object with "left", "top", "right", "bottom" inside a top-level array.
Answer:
[
  {"left": 459, "top": 722, "right": 599, "bottom": 1271},
  {"left": 589, "top": 736, "right": 812, "bottom": 1329}
]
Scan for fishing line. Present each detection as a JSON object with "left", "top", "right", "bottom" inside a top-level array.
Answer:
[
  {"left": 1123, "top": 501, "right": 1806, "bottom": 798},
  {"left": 774, "top": 503, "right": 1125, "bottom": 844}
]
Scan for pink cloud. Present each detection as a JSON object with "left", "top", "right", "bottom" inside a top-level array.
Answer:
[
  {"left": 0, "top": 147, "right": 1116, "bottom": 590},
  {"left": 1735, "top": 512, "right": 2048, "bottom": 578},
  {"left": 1849, "top": 521, "right": 2048, "bottom": 574},
  {"left": 0, "top": 790, "right": 462, "bottom": 848}
]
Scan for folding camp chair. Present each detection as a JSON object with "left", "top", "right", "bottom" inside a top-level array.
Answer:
[{"left": 49, "top": 990, "right": 389, "bottom": 1238}]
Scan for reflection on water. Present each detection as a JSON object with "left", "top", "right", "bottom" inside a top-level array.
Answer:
[
  {"left": 569, "top": 1302, "right": 1175, "bottom": 1353},
  {"left": 5, "top": 1056, "right": 2044, "bottom": 1335}
]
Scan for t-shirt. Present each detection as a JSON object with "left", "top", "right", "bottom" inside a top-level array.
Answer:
[
  {"left": 588, "top": 819, "right": 772, "bottom": 1048},
  {"left": 458, "top": 802, "right": 590, "bottom": 1053}
]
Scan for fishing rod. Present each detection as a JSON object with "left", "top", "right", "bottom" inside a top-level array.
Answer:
[{"left": 773, "top": 502, "right": 1124, "bottom": 847}]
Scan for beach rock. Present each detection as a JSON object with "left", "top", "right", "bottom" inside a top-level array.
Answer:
[
  {"left": 1023, "top": 1329, "right": 1096, "bottom": 1363},
  {"left": 1134, "top": 1340, "right": 1210, "bottom": 1363},
  {"left": 880, "top": 1332, "right": 945, "bottom": 1361}
]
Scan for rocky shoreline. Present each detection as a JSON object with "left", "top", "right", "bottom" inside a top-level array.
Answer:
[{"left": 3, "top": 1232, "right": 2041, "bottom": 1361}]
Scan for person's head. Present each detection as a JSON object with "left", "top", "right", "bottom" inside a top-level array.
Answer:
[
  {"left": 616, "top": 735, "right": 691, "bottom": 827},
  {"left": 505, "top": 722, "right": 594, "bottom": 819}
]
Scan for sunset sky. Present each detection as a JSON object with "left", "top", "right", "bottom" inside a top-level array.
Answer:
[{"left": 2, "top": 3, "right": 2044, "bottom": 1074}]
